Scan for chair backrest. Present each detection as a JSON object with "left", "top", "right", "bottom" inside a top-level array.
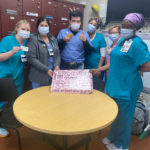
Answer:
[
  {"left": 0, "top": 77, "right": 18, "bottom": 103},
  {"left": 93, "top": 77, "right": 105, "bottom": 92}
]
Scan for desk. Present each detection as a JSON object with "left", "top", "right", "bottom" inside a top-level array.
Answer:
[{"left": 13, "top": 86, "right": 118, "bottom": 150}]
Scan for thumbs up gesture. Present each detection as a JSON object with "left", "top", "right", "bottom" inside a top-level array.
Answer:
[{"left": 79, "top": 32, "right": 86, "bottom": 42}]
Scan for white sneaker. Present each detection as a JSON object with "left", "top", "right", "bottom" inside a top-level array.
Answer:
[
  {"left": 102, "top": 137, "right": 111, "bottom": 145},
  {"left": 106, "top": 143, "right": 123, "bottom": 150},
  {"left": 0, "top": 128, "right": 9, "bottom": 138}
]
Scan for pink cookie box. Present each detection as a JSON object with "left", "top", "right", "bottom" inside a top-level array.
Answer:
[{"left": 51, "top": 70, "right": 93, "bottom": 94}]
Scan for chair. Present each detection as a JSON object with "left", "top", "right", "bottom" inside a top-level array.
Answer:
[
  {"left": 0, "top": 77, "right": 22, "bottom": 150},
  {"left": 93, "top": 76, "right": 105, "bottom": 92}
]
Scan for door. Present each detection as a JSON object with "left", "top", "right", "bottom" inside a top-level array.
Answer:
[
  {"left": 23, "top": 0, "right": 41, "bottom": 18},
  {"left": 57, "top": 20, "right": 69, "bottom": 35},
  {"left": 23, "top": 16, "right": 38, "bottom": 34},
  {"left": 1, "top": 13, "right": 22, "bottom": 37},
  {"left": 57, "top": 2, "right": 84, "bottom": 21},
  {"left": 57, "top": 2, "right": 72, "bottom": 21},
  {"left": 46, "top": 19, "right": 57, "bottom": 37},
  {"left": 42, "top": 0, "right": 58, "bottom": 20},
  {"left": 0, "top": 0, "right": 22, "bottom": 15}
]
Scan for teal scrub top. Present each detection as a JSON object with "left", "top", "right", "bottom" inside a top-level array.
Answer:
[
  {"left": 0, "top": 35, "right": 27, "bottom": 84},
  {"left": 85, "top": 32, "right": 106, "bottom": 69},
  {"left": 105, "top": 36, "right": 150, "bottom": 100}
]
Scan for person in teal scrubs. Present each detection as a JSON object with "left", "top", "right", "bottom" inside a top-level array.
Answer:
[
  {"left": 0, "top": 19, "right": 30, "bottom": 137},
  {"left": 91, "top": 25, "right": 121, "bottom": 80},
  {"left": 102, "top": 13, "right": 150, "bottom": 150},
  {"left": 84, "top": 17, "right": 106, "bottom": 79}
]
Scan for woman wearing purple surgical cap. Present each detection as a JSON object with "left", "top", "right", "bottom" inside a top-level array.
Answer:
[{"left": 102, "top": 13, "right": 150, "bottom": 150}]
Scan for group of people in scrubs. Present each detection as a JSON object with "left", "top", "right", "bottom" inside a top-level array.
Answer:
[{"left": 0, "top": 8, "right": 150, "bottom": 150}]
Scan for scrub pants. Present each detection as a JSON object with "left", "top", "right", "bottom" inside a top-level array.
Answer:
[{"left": 107, "top": 94, "right": 138, "bottom": 149}]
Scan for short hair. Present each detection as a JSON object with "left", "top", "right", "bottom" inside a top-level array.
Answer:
[
  {"left": 88, "top": 17, "right": 102, "bottom": 29},
  {"left": 14, "top": 19, "right": 30, "bottom": 33},
  {"left": 36, "top": 17, "right": 50, "bottom": 28},
  {"left": 69, "top": 10, "right": 83, "bottom": 21},
  {"left": 108, "top": 25, "right": 121, "bottom": 34}
]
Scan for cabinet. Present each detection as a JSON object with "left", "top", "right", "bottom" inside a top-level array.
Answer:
[
  {"left": 57, "top": 1, "right": 84, "bottom": 30},
  {"left": 0, "top": 0, "right": 22, "bottom": 15},
  {"left": 23, "top": 0, "right": 41, "bottom": 18},
  {"left": 0, "top": 13, "right": 22, "bottom": 37},
  {"left": 0, "top": 0, "right": 85, "bottom": 40},
  {"left": 48, "top": 19, "right": 58, "bottom": 37},
  {"left": 23, "top": 16, "right": 38, "bottom": 34},
  {"left": 42, "top": 0, "right": 58, "bottom": 20}
]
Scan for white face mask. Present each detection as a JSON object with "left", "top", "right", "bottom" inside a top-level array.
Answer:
[
  {"left": 70, "top": 23, "right": 80, "bottom": 31},
  {"left": 18, "top": 30, "right": 30, "bottom": 39},
  {"left": 121, "top": 28, "right": 134, "bottom": 39},
  {"left": 109, "top": 34, "right": 119, "bottom": 43},
  {"left": 88, "top": 24, "right": 96, "bottom": 34},
  {"left": 38, "top": 26, "right": 49, "bottom": 35}
]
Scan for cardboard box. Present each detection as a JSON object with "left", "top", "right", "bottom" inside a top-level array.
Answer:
[{"left": 51, "top": 70, "right": 93, "bottom": 94}]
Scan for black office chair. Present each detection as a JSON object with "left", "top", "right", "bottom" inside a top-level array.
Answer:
[
  {"left": 93, "top": 76, "right": 105, "bottom": 92},
  {"left": 0, "top": 77, "right": 22, "bottom": 150}
]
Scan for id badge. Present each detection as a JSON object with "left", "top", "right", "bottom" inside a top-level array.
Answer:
[
  {"left": 49, "top": 49, "right": 54, "bottom": 56},
  {"left": 21, "top": 46, "right": 29, "bottom": 52},
  {"left": 121, "top": 39, "right": 133, "bottom": 53},
  {"left": 20, "top": 54, "right": 27, "bottom": 62}
]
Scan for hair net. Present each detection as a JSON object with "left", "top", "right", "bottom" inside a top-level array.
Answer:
[{"left": 123, "top": 13, "right": 145, "bottom": 30}]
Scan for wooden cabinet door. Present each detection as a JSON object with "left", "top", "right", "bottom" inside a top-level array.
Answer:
[
  {"left": 48, "top": 19, "right": 58, "bottom": 38},
  {"left": 23, "top": 0, "right": 41, "bottom": 18},
  {"left": 0, "top": 0, "right": 22, "bottom": 15},
  {"left": 57, "top": 2, "right": 84, "bottom": 21},
  {"left": 42, "top": 0, "right": 58, "bottom": 20},
  {"left": 23, "top": 16, "right": 38, "bottom": 34},
  {"left": 1, "top": 13, "right": 22, "bottom": 37},
  {"left": 57, "top": 2, "right": 71, "bottom": 21},
  {"left": 57, "top": 20, "right": 69, "bottom": 34}
]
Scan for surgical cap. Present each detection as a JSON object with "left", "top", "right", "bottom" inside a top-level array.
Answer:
[{"left": 123, "top": 13, "right": 145, "bottom": 30}]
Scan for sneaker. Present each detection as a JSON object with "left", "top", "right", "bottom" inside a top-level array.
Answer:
[
  {"left": 102, "top": 137, "right": 111, "bottom": 145},
  {"left": 106, "top": 143, "right": 123, "bottom": 150},
  {"left": 0, "top": 128, "right": 9, "bottom": 138}
]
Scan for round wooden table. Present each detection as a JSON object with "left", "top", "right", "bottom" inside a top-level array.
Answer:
[{"left": 13, "top": 86, "right": 118, "bottom": 150}]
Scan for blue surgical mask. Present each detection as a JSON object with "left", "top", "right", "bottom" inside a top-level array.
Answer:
[
  {"left": 121, "top": 28, "right": 134, "bottom": 39},
  {"left": 70, "top": 23, "right": 80, "bottom": 31},
  {"left": 18, "top": 30, "right": 30, "bottom": 39},
  {"left": 109, "top": 34, "right": 119, "bottom": 43},
  {"left": 38, "top": 26, "right": 49, "bottom": 35},
  {"left": 88, "top": 24, "right": 96, "bottom": 34}
]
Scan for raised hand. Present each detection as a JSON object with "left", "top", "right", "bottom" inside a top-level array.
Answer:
[{"left": 79, "top": 32, "right": 86, "bottom": 42}]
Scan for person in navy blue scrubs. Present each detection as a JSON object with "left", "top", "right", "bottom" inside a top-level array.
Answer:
[
  {"left": 102, "top": 13, "right": 150, "bottom": 150},
  {"left": 57, "top": 10, "right": 92, "bottom": 69}
]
